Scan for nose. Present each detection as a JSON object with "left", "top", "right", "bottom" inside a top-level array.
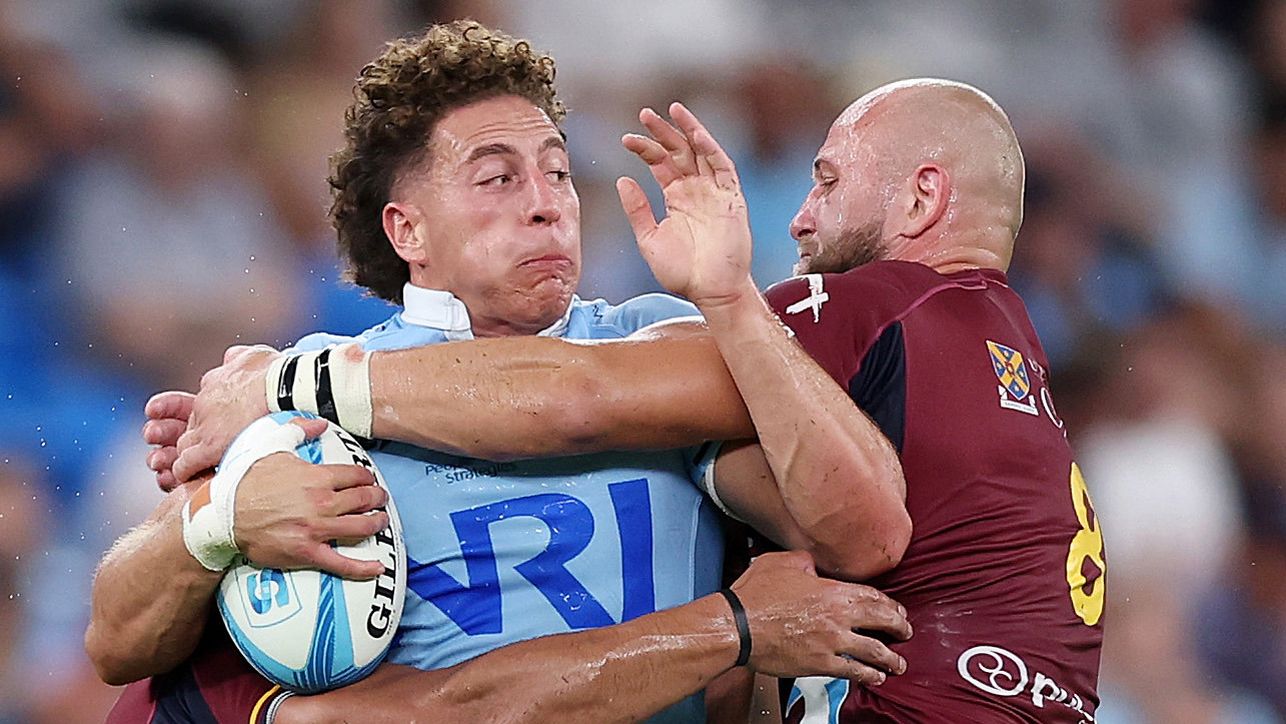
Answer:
[
  {"left": 790, "top": 199, "right": 814, "bottom": 241},
  {"left": 526, "top": 172, "right": 561, "bottom": 226}
]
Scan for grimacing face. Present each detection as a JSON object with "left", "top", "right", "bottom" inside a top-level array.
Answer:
[
  {"left": 394, "top": 95, "right": 582, "bottom": 335},
  {"left": 788, "top": 122, "right": 889, "bottom": 276}
]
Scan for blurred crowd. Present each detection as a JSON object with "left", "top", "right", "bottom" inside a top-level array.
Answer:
[{"left": 0, "top": 0, "right": 1282, "bottom": 721}]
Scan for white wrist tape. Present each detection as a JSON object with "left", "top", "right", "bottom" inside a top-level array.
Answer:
[
  {"left": 181, "top": 421, "right": 307, "bottom": 571},
  {"left": 697, "top": 448, "right": 746, "bottom": 523},
  {"left": 266, "top": 344, "right": 373, "bottom": 437}
]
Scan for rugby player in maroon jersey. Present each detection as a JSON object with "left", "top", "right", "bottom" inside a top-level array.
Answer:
[{"left": 157, "top": 78, "right": 1104, "bottom": 722}]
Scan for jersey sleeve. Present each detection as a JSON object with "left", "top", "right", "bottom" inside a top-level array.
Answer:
[
  {"left": 601, "top": 293, "right": 703, "bottom": 337},
  {"left": 764, "top": 269, "right": 915, "bottom": 454},
  {"left": 106, "top": 624, "right": 281, "bottom": 724},
  {"left": 763, "top": 273, "right": 897, "bottom": 389}
]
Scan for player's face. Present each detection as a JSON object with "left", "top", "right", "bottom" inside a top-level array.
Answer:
[
  {"left": 789, "top": 123, "right": 889, "bottom": 276},
  {"left": 400, "top": 95, "right": 581, "bottom": 335}
]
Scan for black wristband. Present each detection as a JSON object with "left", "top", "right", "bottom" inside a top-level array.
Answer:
[
  {"left": 313, "top": 347, "right": 338, "bottom": 425},
  {"left": 276, "top": 354, "right": 300, "bottom": 411},
  {"left": 718, "top": 588, "right": 752, "bottom": 667}
]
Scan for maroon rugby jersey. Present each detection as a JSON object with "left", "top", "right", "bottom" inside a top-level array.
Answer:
[
  {"left": 107, "top": 620, "right": 279, "bottom": 724},
  {"left": 768, "top": 261, "right": 1104, "bottom": 723}
]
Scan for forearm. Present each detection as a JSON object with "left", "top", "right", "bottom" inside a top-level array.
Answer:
[
  {"left": 369, "top": 333, "right": 753, "bottom": 460},
  {"left": 85, "top": 485, "right": 221, "bottom": 684},
  {"left": 285, "top": 593, "right": 739, "bottom": 723},
  {"left": 701, "top": 289, "right": 909, "bottom": 580}
]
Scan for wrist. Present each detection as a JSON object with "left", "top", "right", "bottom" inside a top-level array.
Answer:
[
  {"left": 717, "top": 589, "right": 752, "bottom": 667},
  {"left": 691, "top": 277, "right": 759, "bottom": 315},
  {"left": 689, "top": 591, "right": 745, "bottom": 671},
  {"left": 266, "top": 344, "right": 373, "bottom": 438},
  {"left": 182, "top": 419, "right": 309, "bottom": 571}
]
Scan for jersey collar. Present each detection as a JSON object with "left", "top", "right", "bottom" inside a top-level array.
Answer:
[{"left": 400, "top": 283, "right": 575, "bottom": 340}]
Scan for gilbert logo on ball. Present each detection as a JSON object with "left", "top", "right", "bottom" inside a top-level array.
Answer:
[{"left": 216, "top": 411, "right": 406, "bottom": 693}]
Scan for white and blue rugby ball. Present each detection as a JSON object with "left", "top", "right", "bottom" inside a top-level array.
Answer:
[{"left": 216, "top": 411, "right": 406, "bottom": 693}]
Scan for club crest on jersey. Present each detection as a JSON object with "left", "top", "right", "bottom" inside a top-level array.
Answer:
[{"left": 987, "top": 340, "right": 1038, "bottom": 415}]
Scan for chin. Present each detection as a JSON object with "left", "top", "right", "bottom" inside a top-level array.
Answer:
[{"left": 519, "top": 278, "right": 575, "bottom": 322}]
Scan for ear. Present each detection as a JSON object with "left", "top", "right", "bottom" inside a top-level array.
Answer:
[
  {"left": 382, "top": 201, "right": 429, "bottom": 265},
  {"left": 894, "top": 164, "right": 950, "bottom": 239}
]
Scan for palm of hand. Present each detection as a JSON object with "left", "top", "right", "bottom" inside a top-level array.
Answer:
[
  {"left": 618, "top": 103, "right": 755, "bottom": 307},
  {"left": 640, "top": 176, "right": 752, "bottom": 305}
]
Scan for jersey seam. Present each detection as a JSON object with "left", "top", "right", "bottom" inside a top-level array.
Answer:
[{"left": 855, "top": 277, "right": 989, "bottom": 356}]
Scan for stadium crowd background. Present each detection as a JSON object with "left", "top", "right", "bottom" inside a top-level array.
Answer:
[{"left": 0, "top": 0, "right": 1283, "bottom": 721}]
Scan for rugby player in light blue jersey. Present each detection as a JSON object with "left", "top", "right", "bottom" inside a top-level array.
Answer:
[{"left": 89, "top": 21, "right": 910, "bottom": 724}]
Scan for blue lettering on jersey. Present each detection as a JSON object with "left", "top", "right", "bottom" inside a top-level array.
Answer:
[
  {"left": 407, "top": 478, "right": 657, "bottom": 634},
  {"left": 610, "top": 478, "right": 655, "bottom": 621}
]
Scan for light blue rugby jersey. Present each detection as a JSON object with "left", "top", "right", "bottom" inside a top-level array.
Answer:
[{"left": 290, "top": 284, "right": 725, "bottom": 723}]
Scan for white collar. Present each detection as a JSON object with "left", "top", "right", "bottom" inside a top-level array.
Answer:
[{"left": 400, "top": 283, "right": 574, "bottom": 339}]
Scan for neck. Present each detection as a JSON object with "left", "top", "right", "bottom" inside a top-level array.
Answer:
[{"left": 889, "top": 229, "right": 1011, "bottom": 275}]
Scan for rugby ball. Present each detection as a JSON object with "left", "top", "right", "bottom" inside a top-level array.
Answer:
[{"left": 216, "top": 411, "right": 406, "bottom": 693}]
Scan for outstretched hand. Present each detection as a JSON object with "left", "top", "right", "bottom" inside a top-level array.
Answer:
[{"left": 617, "top": 102, "right": 755, "bottom": 309}]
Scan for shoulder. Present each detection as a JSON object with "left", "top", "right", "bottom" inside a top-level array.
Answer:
[
  {"left": 577, "top": 293, "right": 702, "bottom": 338},
  {"left": 764, "top": 261, "right": 954, "bottom": 366},
  {"left": 283, "top": 314, "right": 403, "bottom": 355},
  {"left": 766, "top": 261, "right": 944, "bottom": 312}
]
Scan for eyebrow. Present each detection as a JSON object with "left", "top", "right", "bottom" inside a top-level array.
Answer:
[{"left": 465, "top": 136, "right": 567, "bottom": 164}]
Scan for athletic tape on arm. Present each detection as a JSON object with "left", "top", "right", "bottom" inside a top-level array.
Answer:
[
  {"left": 266, "top": 345, "right": 373, "bottom": 438},
  {"left": 181, "top": 422, "right": 306, "bottom": 571}
]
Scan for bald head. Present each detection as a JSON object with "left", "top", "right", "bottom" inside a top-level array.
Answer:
[{"left": 790, "top": 79, "right": 1025, "bottom": 276}]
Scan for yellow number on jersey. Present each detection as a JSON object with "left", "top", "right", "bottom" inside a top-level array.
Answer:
[{"left": 1066, "top": 462, "right": 1105, "bottom": 626}]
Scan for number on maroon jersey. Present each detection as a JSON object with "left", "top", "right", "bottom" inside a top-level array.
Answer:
[{"left": 1065, "top": 463, "right": 1105, "bottom": 626}]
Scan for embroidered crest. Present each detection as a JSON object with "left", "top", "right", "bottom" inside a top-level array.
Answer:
[{"left": 987, "top": 340, "right": 1038, "bottom": 415}]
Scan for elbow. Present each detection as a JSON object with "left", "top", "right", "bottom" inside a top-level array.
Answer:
[
  {"left": 85, "top": 622, "right": 143, "bottom": 686},
  {"left": 815, "top": 503, "right": 912, "bottom": 582}
]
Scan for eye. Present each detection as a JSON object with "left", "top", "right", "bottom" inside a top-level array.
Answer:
[
  {"left": 479, "top": 174, "right": 511, "bottom": 187},
  {"left": 547, "top": 170, "right": 572, "bottom": 183}
]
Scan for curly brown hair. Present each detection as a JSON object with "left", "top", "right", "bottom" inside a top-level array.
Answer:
[{"left": 329, "top": 20, "right": 566, "bottom": 304}]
